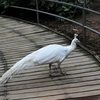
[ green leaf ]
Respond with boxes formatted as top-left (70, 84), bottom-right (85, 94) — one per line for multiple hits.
top-left (62, 6), bottom-right (69, 11)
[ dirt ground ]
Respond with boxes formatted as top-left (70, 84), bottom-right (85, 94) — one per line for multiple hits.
top-left (40, 1), bottom-right (100, 58)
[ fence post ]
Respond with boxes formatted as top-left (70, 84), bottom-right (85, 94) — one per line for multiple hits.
top-left (82, 0), bottom-right (86, 45)
top-left (36, 0), bottom-right (39, 23)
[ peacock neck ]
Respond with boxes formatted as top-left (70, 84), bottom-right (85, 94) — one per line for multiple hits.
top-left (63, 40), bottom-right (76, 55)
top-left (63, 39), bottom-right (77, 54)
top-left (71, 40), bottom-right (76, 49)
top-left (68, 40), bottom-right (76, 52)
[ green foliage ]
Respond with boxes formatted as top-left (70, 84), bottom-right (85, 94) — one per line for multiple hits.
top-left (0, 0), bottom-right (93, 19)
top-left (86, 0), bottom-right (93, 8)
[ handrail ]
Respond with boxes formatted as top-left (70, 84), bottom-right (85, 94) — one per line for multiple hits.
top-left (9, 0), bottom-right (100, 44)
top-left (10, 5), bottom-right (100, 35)
top-left (10, 6), bottom-right (82, 26)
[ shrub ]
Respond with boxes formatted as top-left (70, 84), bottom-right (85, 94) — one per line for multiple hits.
top-left (0, 0), bottom-right (93, 19)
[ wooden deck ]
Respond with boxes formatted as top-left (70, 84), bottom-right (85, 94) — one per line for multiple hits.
top-left (0, 16), bottom-right (100, 100)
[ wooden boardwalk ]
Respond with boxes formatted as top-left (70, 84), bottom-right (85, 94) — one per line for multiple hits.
top-left (0, 16), bottom-right (100, 100)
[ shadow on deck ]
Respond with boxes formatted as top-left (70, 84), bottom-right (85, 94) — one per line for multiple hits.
top-left (0, 16), bottom-right (100, 100)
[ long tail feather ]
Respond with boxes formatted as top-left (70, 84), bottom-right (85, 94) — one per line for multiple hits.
top-left (0, 58), bottom-right (33, 84)
top-left (0, 61), bottom-right (21, 84)
top-left (0, 51), bottom-right (36, 84)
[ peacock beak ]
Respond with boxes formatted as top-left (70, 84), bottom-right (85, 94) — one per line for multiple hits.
top-left (76, 39), bottom-right (80, 44)
top-left (77, 39), bottom-right (80, 43)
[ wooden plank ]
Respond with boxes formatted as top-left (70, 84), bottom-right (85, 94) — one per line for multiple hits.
top-left (69, 89), bottom-right (100, 98)
top-left (0, 96), bottom-right (5, 100)
top-left (7, 89), bottom-right (66, 100)
top-left (21, 94), bottom-right (66, 100)
top-left (0, 31), bottom-right (18, 39)
top-left (7, 71), bottom-right (100, 86)
top-left (16, 25), bottom-right (47, 34)
top-left (0, 38), bottom-right (66, 48)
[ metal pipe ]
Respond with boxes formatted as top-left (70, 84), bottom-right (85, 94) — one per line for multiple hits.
top-left (82, 0), bottom-right (86, 45)
top-left (36, 0), bottom-right (39, 23)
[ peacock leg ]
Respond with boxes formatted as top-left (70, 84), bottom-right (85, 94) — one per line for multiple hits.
top-left (49, 63), bottom-right (52, 76)
top-left (58, 63), bottom-right (66, 75)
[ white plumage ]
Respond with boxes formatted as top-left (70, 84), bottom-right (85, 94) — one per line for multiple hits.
top-left (0, 34), bottom-right (79, 84)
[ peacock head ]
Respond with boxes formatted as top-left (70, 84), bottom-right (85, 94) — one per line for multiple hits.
top-left (73, 34), bottom-right (80, 43)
